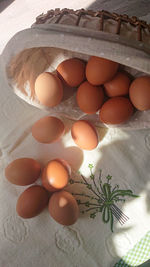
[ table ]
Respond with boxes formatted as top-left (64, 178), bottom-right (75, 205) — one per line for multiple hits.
top-left (0, 1), bottom-right (150, 267)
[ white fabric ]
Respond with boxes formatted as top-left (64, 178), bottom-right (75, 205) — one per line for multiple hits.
top-left (0, 1), bottom-right (150, 267)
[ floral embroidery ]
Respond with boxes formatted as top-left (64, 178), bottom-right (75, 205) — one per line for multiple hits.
top-left (69, 164), bottom-right (138, 232)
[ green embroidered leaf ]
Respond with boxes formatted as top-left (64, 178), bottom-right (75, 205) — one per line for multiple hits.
top-left (112, 184), bottom-right (119, 192)
top-left (85, 201), bottom-right (90, 207)
top-left (87, 184), bottom-right (92, 189)
top-left (102, 206), bottom-right (110, 223)
top-left (90, 213), bottom-right (96, 218)
top-left (110, 209), bottom-right (114, 232)
top-left (88, 164), bottom-right (94, 169)
top-left (103, 183), bottom-right (111, 199)
top-left (129, 194), bottom-right (139, 198)
top-left (110, 189), bottom-right (138, 200)
top-left (106, 175), bottom-right (112, 181)
top-left (97, 198), bottom-right (103, 204)
top-left (90, 174), bottom-right (94, 180)
top-left (115, 198), bottom-right (126, 203)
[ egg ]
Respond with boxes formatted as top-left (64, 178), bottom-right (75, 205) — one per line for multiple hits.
top-left (35, 72), bottom-right (63, 107)
top-left (16, 185), bottom-right (49, 218)
top-left (5, 158), bottom-right (41, 186)
top-left (32, 116), bottom-right (65, 144)
top-left (76, 81), bottom-right (104, 114)
top-left (71, 120), bottom-right (98, 150)
top-left (48, 190), bottom-right (79, 225)
top-left (104, 72), bottom-right (131, 97)
top-left (129, 76), bottom-right (150, 111)
top-left (86, 56), bottom-right (119, 85)
top-left (42, 159), bottom-right (71, 192)
top-left (57, 58), bottom-right (86, 87)
top-left (99, 96), bottom-right (134, 124)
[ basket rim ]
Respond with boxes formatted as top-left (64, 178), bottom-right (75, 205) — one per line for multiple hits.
top-left (34, 8), bottom-right (150, 42)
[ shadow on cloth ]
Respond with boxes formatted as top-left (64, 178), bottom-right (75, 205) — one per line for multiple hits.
top-left (0, 0), bottom-right (15, 13)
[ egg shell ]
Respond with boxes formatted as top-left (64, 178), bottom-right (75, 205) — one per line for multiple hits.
top-left (86, 56), bottom-right (119, 85)
top-left (16, 185), bottom-right (49, 219)
top-left (42, 159), bottom-right (71, 192)
top-left (48, 190), bottom-right (79, 226)
top-left (35, 72), bottom-right (63, 107)
top-left (71, 120), bottom-right (98, 150)
top-left (76, 81), bottom-right (104, 114)
top-left (57, 58), bottom-right (86, 87)
top-left (5, 158), bottom-right (41, 186)
top-left (104, 72), bottom-right (131, 97)
top-left (129, 76), bottom-right (150, 111)
top-left (99, 96), bottom-right (134, 124)
top-left (32, 116), bottom-right (65, 144)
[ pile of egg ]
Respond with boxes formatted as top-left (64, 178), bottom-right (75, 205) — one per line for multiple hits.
top-left (5, 55), bottom-right (150, 226)
top-left (35, 56), bottom-right (150, 124)
top-left (5, 157), bottom-right (79, 226)
top-left (5, 115), bottom-right (98, 225)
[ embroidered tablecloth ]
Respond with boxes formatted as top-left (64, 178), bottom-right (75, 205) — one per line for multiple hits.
top-left (0, 1), bottom-right (150, 266)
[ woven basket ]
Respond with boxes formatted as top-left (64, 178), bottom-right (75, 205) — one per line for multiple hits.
top-left (1, 8), bottom-right (150, 129)
top-left (35, 8), bottom-right (150, 43)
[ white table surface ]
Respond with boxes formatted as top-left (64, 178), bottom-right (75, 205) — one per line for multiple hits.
top-left (0, 1), bottom-right (150, 267)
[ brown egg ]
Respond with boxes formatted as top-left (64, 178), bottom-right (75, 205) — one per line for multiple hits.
top-left (35, 72), bottom-right (63, 107)
top-left (71, 120), bottom-right (98, 150)
top-left (16, 185), bottom-right (49, 219)
top-left (48, 190), bottom-right (79, 225)
top-left (104, 72), bottom-right (131, 97)
top-left (76, 81), bottom-right (104, 114)
top-left (42, 159), bottom-right (71, 192)
top-left (99, 96), bottom-right (134, 124)
top-left (86, 56), bottom-right (119, 85)
top-left (5, 158), bottom-right (41, 186)
top-left (32, 116), bottom-right (65, 144)
top-left (57, 58), bottom-right (86, 87)
top-left (129, 76), bottom-right (150, 111)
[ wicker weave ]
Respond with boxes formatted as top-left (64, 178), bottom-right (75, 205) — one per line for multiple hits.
top-left (35, 8), bottom-right (150, 42)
